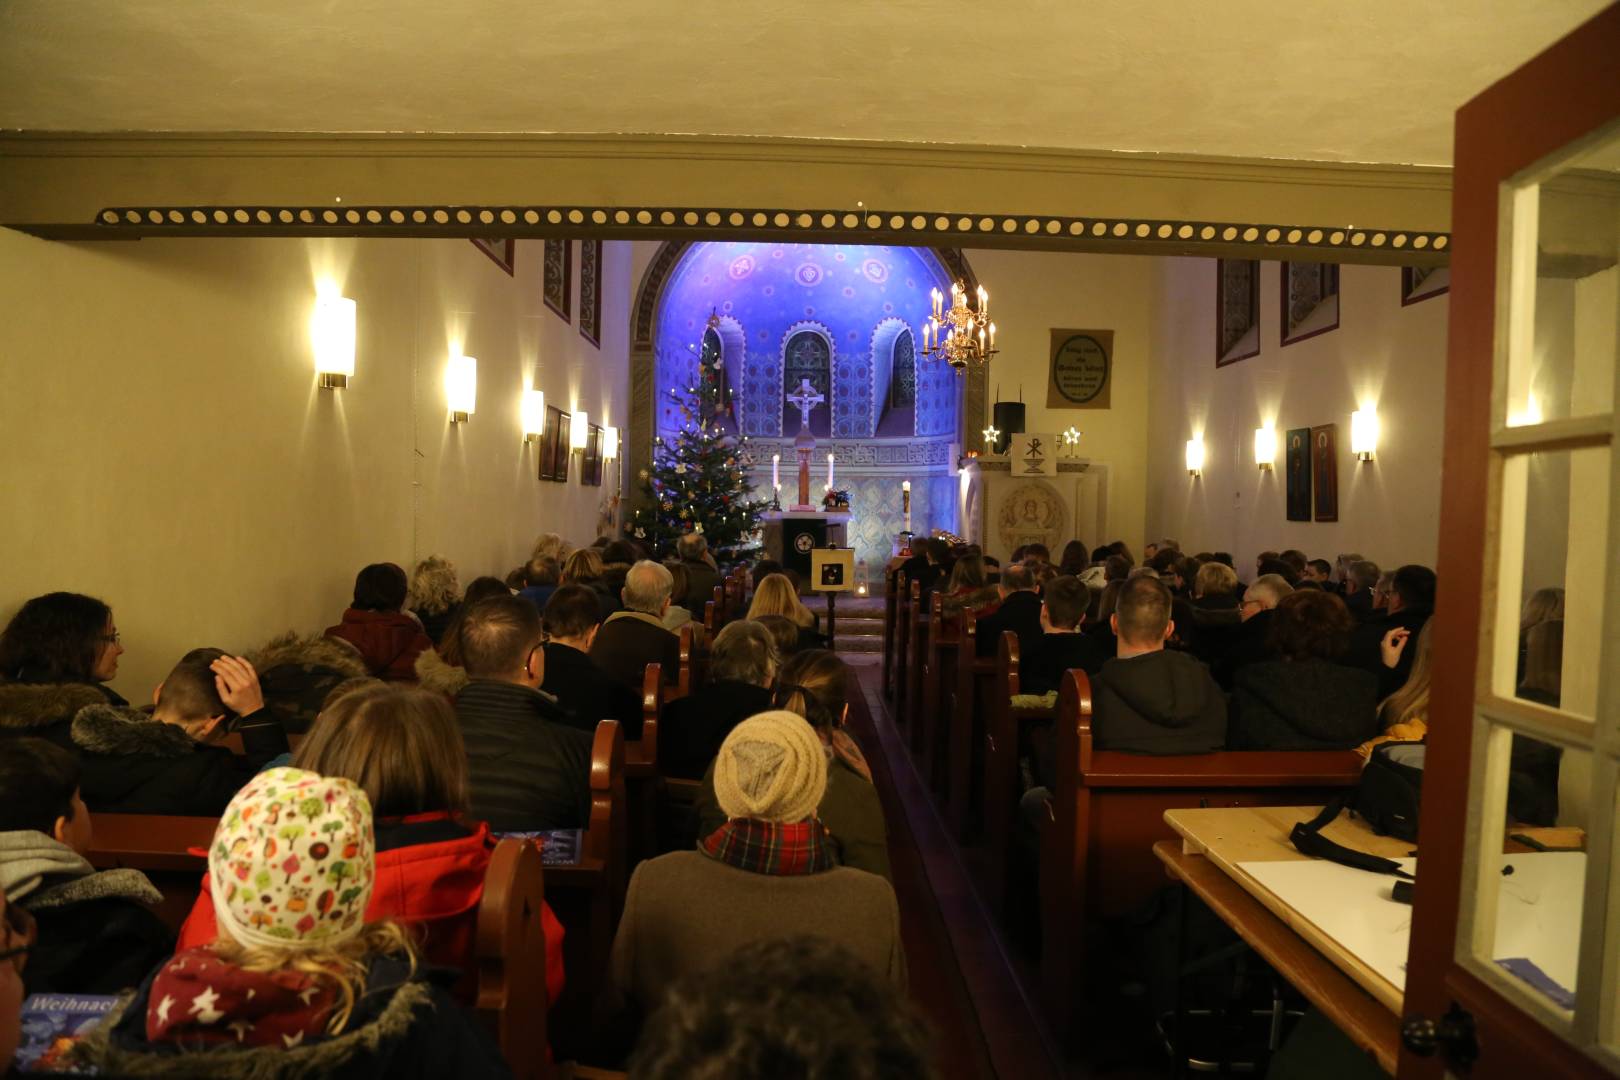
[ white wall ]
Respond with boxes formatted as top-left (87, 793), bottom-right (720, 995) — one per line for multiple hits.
top-left (1146, 259), bottom-right (1449, 575)
top-left (961, 249), bottom-right (1159, 549)
top-left (0, 231), bottom-right (631, 698)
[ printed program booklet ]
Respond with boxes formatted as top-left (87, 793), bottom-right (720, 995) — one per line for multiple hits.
top-left (15, 993), bottom-right (117, 1074)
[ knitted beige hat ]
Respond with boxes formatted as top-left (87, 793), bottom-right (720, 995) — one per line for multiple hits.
top-left (712, 710), bottom-right (828, 824)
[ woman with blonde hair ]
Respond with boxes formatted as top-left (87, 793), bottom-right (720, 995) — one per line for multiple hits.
top-left (562, 547), bottom-right (620, 617)
top-left (407, 555), bottom-right (462, 646)
top-left (747, 573), bottom-right (823, 650)
top-left (174, 685), bottom-right (565, 1005)
top-left (85, 767), bottom-right (510, 1078)
top-left (1359, 620), bottom-right (1433, 756)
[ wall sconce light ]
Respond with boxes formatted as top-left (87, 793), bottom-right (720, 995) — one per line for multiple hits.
top-left (570, 410), bottom-right (589, 453)
top-left (521, 389), bottom-right (545, 443)
top-left (603, 426), bottom-right (620, 460)
top-left (1254, 427), bottom-right (1277, 470)
top-left (311, 295), bottom-right (356, 389)
top-left (1351, 408), bottom-right (1379, 461)
top-left (1185, 437), bottom-right (1205, 478)
top-left (446, 355), bottom-right (477, 422)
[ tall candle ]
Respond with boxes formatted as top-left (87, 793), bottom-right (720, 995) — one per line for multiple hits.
top-left (826, 452), bottom-right (834, 491)
top-left (902, 479), bottom-right (912, 532)
top-left (771, 453), bottom-right (780, 488)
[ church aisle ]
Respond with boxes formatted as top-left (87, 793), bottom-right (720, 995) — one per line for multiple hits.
top-left (842, 658), bottom-right (1063, 1080)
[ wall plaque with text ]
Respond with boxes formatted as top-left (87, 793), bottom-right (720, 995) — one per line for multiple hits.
top-left (1046, 329), bottom-right (1113, 409)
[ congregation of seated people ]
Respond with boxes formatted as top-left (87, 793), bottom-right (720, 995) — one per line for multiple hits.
top-left (0, 530), bottom-right (917, 1077)
top-left (889, 534), bottom-right (1562, 829)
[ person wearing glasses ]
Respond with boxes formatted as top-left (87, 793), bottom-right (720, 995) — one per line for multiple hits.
top-left (1211, 574), bottom-right (1294, 691)
top-left (451, 594), bottom-right (593, 831)
top-left (0, 592), bottom-right (131, 746)
top-left (0, 738), bottom-right (172, 995)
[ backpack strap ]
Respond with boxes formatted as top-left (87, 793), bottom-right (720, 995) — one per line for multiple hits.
top-left (1289, 798), bottom-right (1415, 880)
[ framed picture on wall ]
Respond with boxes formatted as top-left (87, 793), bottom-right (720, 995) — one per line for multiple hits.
top-left (543, 240), bottom-right (572, 322)
top-left (1285, 427), bottom-right (1313, 522)
top-left (583, 423), bottom-right (604, 486)
top-left (579, 239), bottom-right (602, 348)
top-left (1401, 265), bottom-right (1450, 305)
top-left (540, 405), bottom-right (570, 482)
top-left (1311, 423), bottom-right (1339, 522)
top-left (471, 238), bottom-right (516, 276)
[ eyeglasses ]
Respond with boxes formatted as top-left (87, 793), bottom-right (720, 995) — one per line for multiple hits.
top-left (99, 631), bottom-right (122, 645)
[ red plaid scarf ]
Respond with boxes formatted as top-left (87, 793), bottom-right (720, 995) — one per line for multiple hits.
top-left (700, 817), bottom-right (838, 876)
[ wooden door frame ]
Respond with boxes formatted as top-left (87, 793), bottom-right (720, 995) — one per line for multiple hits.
top-left (1405, 4), bottom-right (1620, 1076)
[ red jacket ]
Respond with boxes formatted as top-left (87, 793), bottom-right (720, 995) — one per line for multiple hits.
top-left (175, 814), bottom-right (565, 1007)
top-left (324, 608), bottom-right (433, 681)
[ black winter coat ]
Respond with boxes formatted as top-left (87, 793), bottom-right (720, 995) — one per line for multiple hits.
top-left (1226, 659), bottom-right (1380, 751)
top-left (69, 703), bottom-right (289, 816)
top-left (84, 953), bottom-right (511, 1080)
top-left (1092, 650), bottom-right (1227, 754)
top-left (1211, 610), bottom-right (1280, 691)
top-left (660, 680), bottom-right (774, 780)
top-left (589, 612), bottom-right (681, 690)
top-left (1022, 632), bottom-right (1114, 695)
top-left (10, 862), bottom-right (173, 997)
top-left (975, 591), bottom-right (1044, 659)
top-left (542, 642), bottom-right (644, 740)
top-left (1349, 606), bottom-right (1433, 697)
top-left (455, 679), bottom-right (593, 831)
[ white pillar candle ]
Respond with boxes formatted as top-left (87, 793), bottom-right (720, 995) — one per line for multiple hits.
top-left (772, 453), bottom-right (780, 488)
top-left (826, 451), bottom-right (834, 491)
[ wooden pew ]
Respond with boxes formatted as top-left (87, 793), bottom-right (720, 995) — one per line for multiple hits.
top-left (944, 610), bottom-right (997, 841)
top-left (882, 567), bottom-right (901, 700)
top-left (890, 576), bottom-right (913, 735)
top-left (1039, 669), bottom-right (1365, 1035)
top-left (979, 630), bottom-right (1058, 915)
top-left (475, 837), bottom-right (551, 1079)
top-left (903, 582), bottom-right (929, 752)
top-left (623, 665), bottom-right (663, 866)
top-left (917, 595), bottom-right (957, 789)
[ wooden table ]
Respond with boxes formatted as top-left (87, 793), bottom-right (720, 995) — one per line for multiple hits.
top-left (1154, 805), bottom-right (1414, 1074)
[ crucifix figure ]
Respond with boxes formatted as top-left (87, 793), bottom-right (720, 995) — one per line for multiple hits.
top-left (785, 377), bottom-right (825, 432)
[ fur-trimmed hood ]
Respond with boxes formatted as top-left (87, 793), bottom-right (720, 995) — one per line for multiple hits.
top-left (71, 702), bottom-right (197, 758)
top-left (413, 648), bottom-right (468, 697)
top-left (78, 957), bottom-right (435, 1080)
top-left (250, 632), bottom-right (370, 736)
top-left (0, 680), bottom-right (108, 734)
top-left (248, 632), bottom-right (368, 677)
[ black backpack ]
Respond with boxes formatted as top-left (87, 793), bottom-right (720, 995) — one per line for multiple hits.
top-left (1290, 741), bottom-right (1425, 877)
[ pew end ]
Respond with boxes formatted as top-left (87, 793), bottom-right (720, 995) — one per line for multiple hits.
top-left (476, 837), bottom-right (551, 1079)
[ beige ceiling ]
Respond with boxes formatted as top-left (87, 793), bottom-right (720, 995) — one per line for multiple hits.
top-left (0, 0), bottom-right (1607, 168)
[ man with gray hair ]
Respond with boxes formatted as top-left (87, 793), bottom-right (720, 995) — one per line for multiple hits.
top-left (1342, 559), bottom-right (1382, 621)
top-left (660, 620), bottom-right (779, 779)
top-left (1214, 573), bottom-right (1293, 690)
top-left (675, 532), bottom-right (721, 611)
top-left (589, 559), bottom-right (682, 691)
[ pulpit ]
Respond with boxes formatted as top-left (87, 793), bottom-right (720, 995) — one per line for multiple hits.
top-left (761, 510), bottom-right (851, 581)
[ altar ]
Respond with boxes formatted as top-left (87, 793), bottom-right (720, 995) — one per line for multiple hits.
top-left (760, 510), bottom-right (852, 580)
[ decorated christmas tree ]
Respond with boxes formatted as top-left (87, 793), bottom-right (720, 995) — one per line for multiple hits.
top-left (631, 314), bottom-right (770, 561)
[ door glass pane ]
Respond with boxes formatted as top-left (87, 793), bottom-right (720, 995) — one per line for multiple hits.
top-left (1468, 722), bottom-right (1591, 1018)
top-left (1493, 446), bottom-right (1610, 717)
top-left (1506, 124), bottom-right (1620, 427)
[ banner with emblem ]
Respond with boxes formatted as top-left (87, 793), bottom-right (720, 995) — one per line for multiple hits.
top-left (1011, 434), bottom-right (1055, 476)
top-left (1046, 329), bottom-right (1113, 410)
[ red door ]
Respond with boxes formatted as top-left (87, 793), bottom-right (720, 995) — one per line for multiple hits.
top-left (1402, 4), bottom-right (1620, 1076)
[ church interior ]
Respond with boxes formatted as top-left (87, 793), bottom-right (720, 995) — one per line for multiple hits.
top-left (1, 3), bottom-right (1618, 1078)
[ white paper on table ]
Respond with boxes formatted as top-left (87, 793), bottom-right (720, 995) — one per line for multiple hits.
top-left (1238, 851), bottom-right (1585, 998)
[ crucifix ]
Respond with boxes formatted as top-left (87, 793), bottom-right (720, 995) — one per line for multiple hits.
top-left (785, 377), bottom-right (825, 431)
top-left (785, 377), bottom-right (826, 509)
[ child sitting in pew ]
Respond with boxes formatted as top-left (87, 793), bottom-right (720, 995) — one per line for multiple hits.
top-left (68, 649), bottom-right (291, 816)
top-left (0, 738), bottom-right (173, 995)
top-left (1019, 575), bottom-right (1114, 695)
top-left (81, 767), bottom-right (510, 1079)
top-left (173, 683), bottom-right (565, 1007)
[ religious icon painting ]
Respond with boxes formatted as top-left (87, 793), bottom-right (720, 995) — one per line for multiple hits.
top-left (1285, 427), bottom-right (1313, 522)
top-left (1311, 423), bottom-right (1339, 522)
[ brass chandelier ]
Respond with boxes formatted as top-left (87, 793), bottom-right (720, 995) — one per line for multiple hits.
top-left (921, 281), bottom-right (997, 372)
